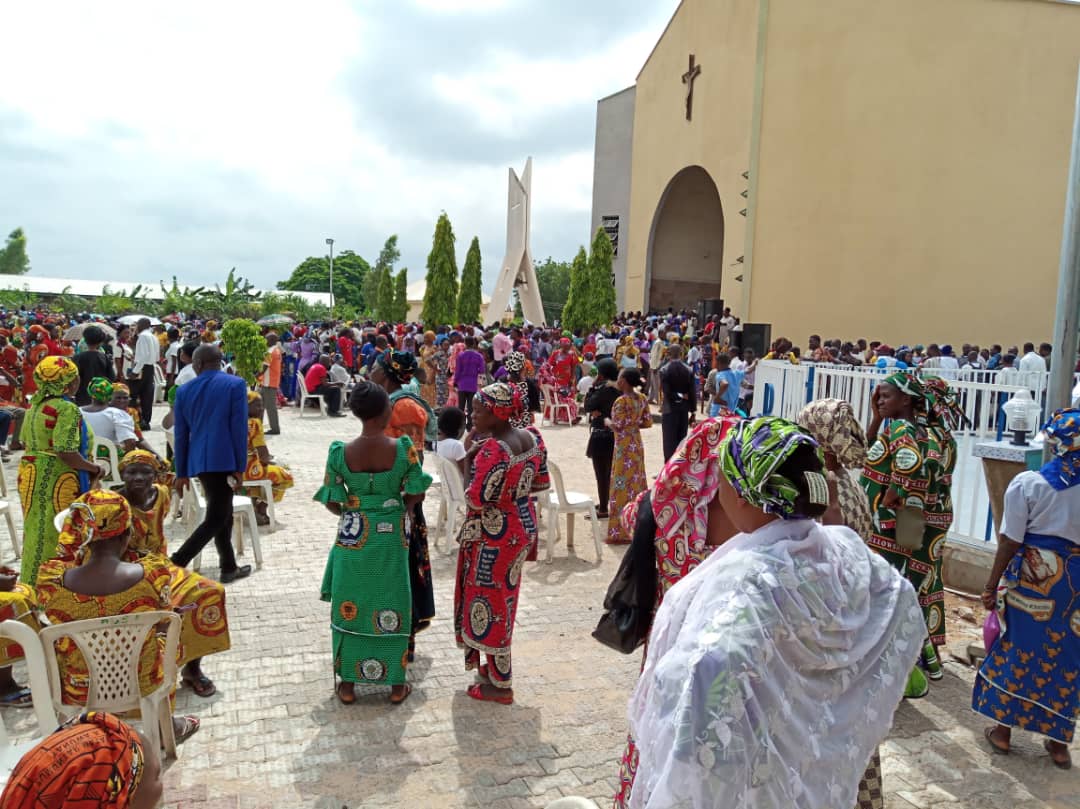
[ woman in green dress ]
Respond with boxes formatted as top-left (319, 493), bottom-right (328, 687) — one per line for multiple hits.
top-left (16, 356), bottom-right (102, 585)
top-left (316, 381), bottom-right (432, 705)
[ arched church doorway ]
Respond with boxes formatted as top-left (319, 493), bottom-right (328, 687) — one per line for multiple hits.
top-left (645, 165), bottom-right (724, 313)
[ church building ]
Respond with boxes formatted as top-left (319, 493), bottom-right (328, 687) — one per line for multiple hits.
top-left (591, 0), bottom-right (1080, 346)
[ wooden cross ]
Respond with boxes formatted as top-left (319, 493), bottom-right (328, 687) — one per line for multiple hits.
top-left (682, 53), bottom-right (702, 121)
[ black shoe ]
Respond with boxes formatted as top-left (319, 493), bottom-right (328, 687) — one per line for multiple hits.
top-left (140, 423), bottom-right (152, 431)
top-left (266, 429), bottom-right (281, 435)
top-left (220, 565), bottom-right (252, 583)
top-left (329, 411), bottom-right (346, 418)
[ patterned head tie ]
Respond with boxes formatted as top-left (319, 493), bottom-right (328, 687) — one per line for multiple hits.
top-left (62, 490), bottom-right (133, 561)
top-left (377, 350), bottom-right (418, 384)
top-left (118, 449), bottom-right (161, 473)
top-left (111, 382), bottom-right (130, 396)
top-left (1040, 408), bottom-right (1080, 491)
top-left (921, 377), bottom-right (965, 431)
top-left (503, 351), bottom-right (526, 373)
top-left (87, 376), bottom-right (114, 404)
top-left (476, 382), bottom-right (523, 422)
top-left (247, 390), bottom-right (261, 404)
top-left (32, 355), bottom-right (79, 400)
top-left (881, 371), bottom-right (924, 401)
top-left (719, 417), bottom-right (826, 518)
top-left (797, 398), bottom-right (867, 470)
top-left (0, 711), bottom-right (146, 808)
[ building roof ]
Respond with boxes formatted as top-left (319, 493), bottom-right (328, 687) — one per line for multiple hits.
top-left (0, 274), bottom-right (331, 306)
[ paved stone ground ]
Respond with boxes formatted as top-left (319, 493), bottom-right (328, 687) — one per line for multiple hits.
top-left (3, 402), bottom-right (1078, 808)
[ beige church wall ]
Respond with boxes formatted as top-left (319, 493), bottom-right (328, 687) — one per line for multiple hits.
top-left (624, 0), bottom-right (759, 314)
top-left (745, 0), bottom-right (1080, 348)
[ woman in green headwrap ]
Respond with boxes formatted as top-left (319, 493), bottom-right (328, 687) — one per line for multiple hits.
top-left (80, 377), bottom-right (163, 477)
top-left (860, 371), bottom-right (957, 696)
top-left (16, 356), bottom-right (102, 585)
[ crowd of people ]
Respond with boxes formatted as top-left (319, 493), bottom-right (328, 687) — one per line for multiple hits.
top-left (0, 302), bottom-right (1074, 808)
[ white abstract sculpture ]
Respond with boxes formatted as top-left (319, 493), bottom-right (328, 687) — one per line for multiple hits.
top-left (489, 157), bottom-right (545, 325)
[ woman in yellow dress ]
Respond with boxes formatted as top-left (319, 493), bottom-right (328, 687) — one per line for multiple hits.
top-left (419, 330), bottom-right (438, 407)
top-left (36, 489), bottom-right (201, 742)
top-left (117, 450), bottom-right (230, 698)
top-left (244, 391), bottom-right (294, 525)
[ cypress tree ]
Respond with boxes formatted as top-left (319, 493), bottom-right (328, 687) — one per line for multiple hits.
top-left (457, 236), bottom-right (483, 324)
top-left (421, 212), bottom-right (458, 327)
top-left (584, 227), bottom-right (617, 328)
top-left (560, 246), bottom-right (588, 331)
top-left (376, 266), bottom-right (394, 321)
top-left (393, 268), bottom-right (409, 323)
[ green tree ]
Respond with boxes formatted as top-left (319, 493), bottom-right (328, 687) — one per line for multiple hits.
top-left (376, 266), bottom-right (394, 321)
top-left (534, 256), bottom-right (572, 326)
top-left (456, 236), bottom-right (483, 324)
top-left (421, 212), bottom-right (459, 327)
top-left (202, 268), bottom-right (262, 321)
top-left (49, 286), bottom-right (88, 314)
top-left (157, 277), bottom-right (207, 318)
top-left (221, 319), bottom-right (267, 387)
top-left (96, 285), bottom-right (148, 317)
top-left (392, 268), bottom-right (409, 322)
top-left (363, 236), bottom-right (400, 316)
top-left (0, 228), bottom-right (30, 275)
top-left (583, 228), bottom-right (617, 328)
top-left (560, 247), bottom-right (589, 331)
top-left (277, 250), bottom-right (369, 312)
top-left (259, 292), bottom-right (330, 322)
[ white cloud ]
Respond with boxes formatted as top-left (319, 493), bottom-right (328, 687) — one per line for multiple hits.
top-left (0, 1), bottom-right (678, 291)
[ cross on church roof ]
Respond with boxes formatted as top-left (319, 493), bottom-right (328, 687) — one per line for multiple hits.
top-left (682, 54), bottom-right (701, 121)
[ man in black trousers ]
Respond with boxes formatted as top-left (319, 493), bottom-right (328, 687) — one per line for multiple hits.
top-left (659, 343), bottom-right (696, 461)
top-left (170, 344), bottom-right (252, 583)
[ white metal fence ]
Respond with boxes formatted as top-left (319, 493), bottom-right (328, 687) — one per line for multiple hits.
top-left (749, 361), bottom-right (1079, 545)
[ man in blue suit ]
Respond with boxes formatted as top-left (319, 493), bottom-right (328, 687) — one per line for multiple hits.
top-left (171, 344), bottom-right (252, 582)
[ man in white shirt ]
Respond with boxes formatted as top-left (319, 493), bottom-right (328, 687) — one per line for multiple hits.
top-left (130, 317), bottom-right (160, 430)
top-left (648, 335), bottom-right (666, 403)
top-left (1018, 342), bottom-right (1049, 391)
top-left (328, 354), bottom-right (351, 387)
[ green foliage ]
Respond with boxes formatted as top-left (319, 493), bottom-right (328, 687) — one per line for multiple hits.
top-left (560, 247), bottom-right (589, 331)
top-left (220, 319), bottom-right (267, 387)
top-left (580, 229), bottom-right (616, 329)
top-left (392, 268), bottom-right (409, 323)
top-left (201, 268), bottom-right (262, 321)
top-left (157, 277), bottom-right (207, 318)
top-left (456, 236), bottom-right (483, 324)
top-left (0, 228), bottom-right (30, 275)
top-left (48, 286), bottom-right (88, 314)
top-left (363, 236), bottom-right (399, 316)
top-left (375, 266), bottom-right (394, 321)
top-left (421, 212), bottom-right (458, 327)
top-left (259, 292), bottom-right (331, 322)
top-left (277, 250), bottom-right (369, 312)
top-left (0, 286), bottom-right (39, 311)
top-left (534, 256), bottom-right (572, 327)
top-left (96, 285), bottom-right (149, 317)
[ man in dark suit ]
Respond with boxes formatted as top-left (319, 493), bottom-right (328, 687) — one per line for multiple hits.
top-left (659, 343), bottom-right (697, 461)
top-left (170, 344), bottom-right (252, 582)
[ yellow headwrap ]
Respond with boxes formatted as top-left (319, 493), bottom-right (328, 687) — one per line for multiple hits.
top-left (247, 390), bottom-right (261, 404)
top-left (111, 382), bottom-right (130, 396)
top-left (61, 491), bottom-right (132, 561)
top-left (118, 449), bottom-right (161, 473)
top-left (32, 356), bottom-right (79, 401)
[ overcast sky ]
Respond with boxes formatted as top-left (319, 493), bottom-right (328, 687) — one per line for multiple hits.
top-left (0, 1), bottom-right (679, 294)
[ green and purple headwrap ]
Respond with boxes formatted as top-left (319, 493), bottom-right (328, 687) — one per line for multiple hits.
top-left (719, 417), bottom-right (827, 518)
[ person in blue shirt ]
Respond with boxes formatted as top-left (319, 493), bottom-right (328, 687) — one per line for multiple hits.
top-left (170, 344), bottom-right (252, 583)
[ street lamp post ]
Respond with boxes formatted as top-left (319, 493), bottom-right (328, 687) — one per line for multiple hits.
top-left (325, 237), bottom-right (335, 315)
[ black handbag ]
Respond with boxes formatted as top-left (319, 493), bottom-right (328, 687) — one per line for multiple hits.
top-left (591, 492), bottom-right (658, 654)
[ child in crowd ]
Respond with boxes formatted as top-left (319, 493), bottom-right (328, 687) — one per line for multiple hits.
top-left (577, 365), bottom-right (597, 402)
top-left (436, 406), bottom-right (468, 479)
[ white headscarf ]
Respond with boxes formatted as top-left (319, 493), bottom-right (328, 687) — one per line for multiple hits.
top-left (627, 519), bottom-right (922, 809)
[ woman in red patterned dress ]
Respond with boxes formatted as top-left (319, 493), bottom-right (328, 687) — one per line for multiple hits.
top-left (454, 382), bottom-right (549, 705)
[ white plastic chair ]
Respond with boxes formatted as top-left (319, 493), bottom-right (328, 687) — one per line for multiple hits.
top-left (0, 453), bottom-right (9, 496)
top-left (90, 435), bottom-right (124, 490)
top-left (0, 620), bottom-right (57, 789)
top-left (433, 454), bottom-right (468, 553)
top-left (183, 480), bottom-right (262, 570)
top-left (0, 501), bottom-right (18, 561)
top-left (540, 384), bottom-right (574, 427)
top-left (544, 461), bottom-right (602, 563)
top-left (153, 364), bottom-right (167, 403)
top-left (296, 373), bottom-right (327, 418)
top-left (241, 479), bottom-right (276, 532)
top-left (39, 611), bottom-right (182, 758)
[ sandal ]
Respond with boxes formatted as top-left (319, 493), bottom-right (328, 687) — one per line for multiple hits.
top-left (175, 715), bottom-right (200, 743)
top-left (466, 682), bottom-right (513, 705)
top-left (0, 687), bottom-right (32, 708)
top-left (1045, 739), bottom-right (1072, 770)
top-left (984, 726), bottom-right (1010, 755)
top-left (389, 684), bottom-right (412, 705)
top-left (336, 682), bottom-right (356, 705)
top-left (182, 672), bottom-right (217, 698)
